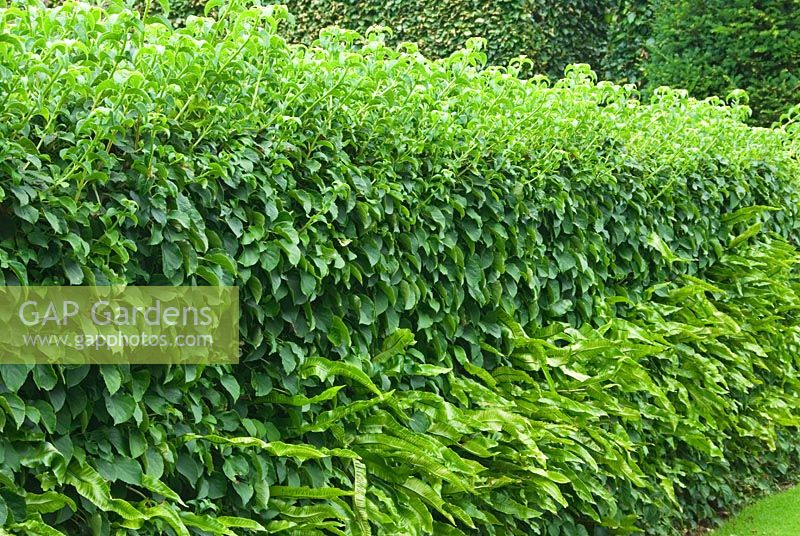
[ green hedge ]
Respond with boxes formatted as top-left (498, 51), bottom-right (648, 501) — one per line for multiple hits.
top-left (2, 2), bottom-right (800, 535)
top-left (287, 0), bottom-right (609, 78)
top-left (286, 0), bottom-right (542, 70)
top-left (137, 0), bottom-right (610, 78)
top-left (601, 0), bottom-right (653, 86)
top-left (645, 0), bottom-right (800, 125)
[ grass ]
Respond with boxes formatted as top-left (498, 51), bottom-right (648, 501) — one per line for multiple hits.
top-left (710, 485), bottom-right (800, 535)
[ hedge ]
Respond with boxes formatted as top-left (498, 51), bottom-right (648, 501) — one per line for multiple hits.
top-left (134, 0), bottom-right (610, 79)
top-left (286, 0), bottom-right (609, 79)
top-left (645, 0), bottom-right (800, 125)
top-left (601, 0), bottom-right (653, 86)
top-left (2, 2), bottom-right (800, 535)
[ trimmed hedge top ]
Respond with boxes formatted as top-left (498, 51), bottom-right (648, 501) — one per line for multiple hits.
top-left (135, 0), bottom-right (611, 79)
top-left (2, 2), bottom-right (800, 535)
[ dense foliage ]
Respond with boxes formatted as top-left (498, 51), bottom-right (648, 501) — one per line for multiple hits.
top-left (125, 0), bottom-right (646, 84)
top-left (645, 0), bottom-right (800, 125)
top-left (286, 0), bottom-right (609, 79)
top-left (127, 0), bottom-right (800, 122)
top-left (79, 0), bottom-right (642, 85)
top-left (601, 0), bottom-right (653, 86)
top-left (132, 0), bottom-right (610, 79)
top-left (2, 2), bottom-right (800, 535)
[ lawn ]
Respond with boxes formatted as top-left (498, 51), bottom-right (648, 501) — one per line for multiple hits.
top-left (711, 486), bottom-right (800, 535)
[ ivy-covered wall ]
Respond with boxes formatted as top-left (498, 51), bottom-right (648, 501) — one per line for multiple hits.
top-left (3, 3), bottom-right (800, 535)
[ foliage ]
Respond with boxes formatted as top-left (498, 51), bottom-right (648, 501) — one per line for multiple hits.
top-left (289, 0), bottom-right (610, 79)
top-left (2, 2), bottom-right (800, 535)
top-left (601, 0), bottom-right (654, 86)
top-left (134, 0), bottom-right (611, 79)
top-left (288, 0), bottom-right (540, 72)
top-left (645, 0), bottom-right (800, 125)
top-left (783, 105), bottom-right (800, 161)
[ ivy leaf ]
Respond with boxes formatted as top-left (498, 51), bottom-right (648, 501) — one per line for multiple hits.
top-left (33, 365), bottom-right (58, 391)
top-left (0, 393), bottom-right (26, 429)
top-left (233, 482), bottom-right (254, 506)
top-left (100, 365), bottom-right (122, 395)
top-left (279, 345), bottom-right (298, 375)
top-left (105, 393), bottom-right (136, 425)
top-left (44, 212), bottom-right (66, 234)
top-left (260, 243), bottom-right (282, 271)
top-left (177, 454), bottom-right (202, 486)
top-left (239, 246), bottom-right (260, 267)
top-left (206, 251), bottom-right (238, 275)
top-left (162, 242), bottom-right (183, 277)
top-left (0, 365), bottom-right (31, 392)
top-left (194, 266), bottom-right (221, 285)
top-left (465, 256), bottom-right (482, 291)
top-left (300, 271), bottom-right (316, 296)
top-left (114, 457), bottom-right (143, 486)
top-left (555, 250), bottom-right (576, 271)
top-left (279, 240), bottom-right (301, 266)
top-left (129, 430), bottom-right (147, 459)
top-left (549, 299), bottom-right (572, 317)
top-left (63, 260), bottom-right (84, 284)
top-left (13, 204), bottom-right (38, 224)
top-left (251, 373), bottom-right (272, 396)
top-left (221, 375), bottom-right (241, 402)
top-left (327, 316), bottom-right (351, 347)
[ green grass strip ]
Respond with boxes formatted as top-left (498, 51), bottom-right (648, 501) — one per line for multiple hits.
top-left (711, 485), bottom-right (800, 536)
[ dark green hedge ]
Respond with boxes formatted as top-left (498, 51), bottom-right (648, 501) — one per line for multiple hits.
top-left (2, 2), bottom-right (800, 535)
top-left (135, 0), bottom-right (610, 78)
top-left (601, 0), bottom-right (653, 86)
top-left (286, 0), bottom-right (540, 71)
top-left (288, 0), bottom-right (609, 78)
top-left (645, 0), bottom-right (800, 125)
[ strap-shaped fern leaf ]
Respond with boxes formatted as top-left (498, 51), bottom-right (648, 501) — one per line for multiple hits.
top-left (352, 459), bottom-right (371, 536)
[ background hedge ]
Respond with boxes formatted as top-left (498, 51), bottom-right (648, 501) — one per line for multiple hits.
top-left (2, 2), bottom-right (800, 535)
top-left (286, 0), bottom-right (608, 79)
top-left (644, 0), bottom-right (800, 125)
top-left (137, 0), bottom-right (610, 79)
top-left (601, 0), bottom-right (653, 86)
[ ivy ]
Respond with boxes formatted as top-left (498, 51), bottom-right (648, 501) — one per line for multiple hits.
top-left (1, 2), bottom-right (800, 535)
